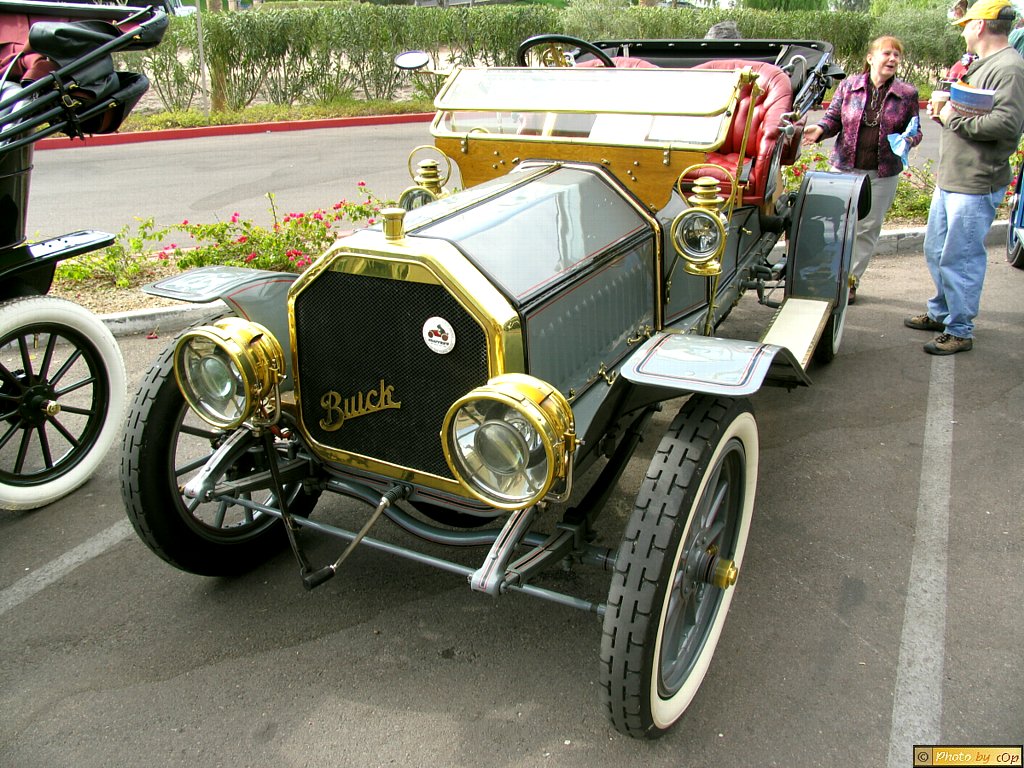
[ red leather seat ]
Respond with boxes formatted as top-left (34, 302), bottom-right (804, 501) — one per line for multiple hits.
top-left (690, 59), bottom-right (796, 205)
top-left (575, 56), bottom-right (659, 69)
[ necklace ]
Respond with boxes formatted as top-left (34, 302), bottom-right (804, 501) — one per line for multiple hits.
top-left (863, 81), bottom-right (886, 128)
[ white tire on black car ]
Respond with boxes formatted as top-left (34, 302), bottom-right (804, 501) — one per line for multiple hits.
top-left (0, 296), bottom-right (127, 510)
top-left (601, 394), bottom-right (758, 738)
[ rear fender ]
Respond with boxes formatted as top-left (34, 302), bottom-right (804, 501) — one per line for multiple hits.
top-left (785, 170), bottom-right (868, 305)
top-left (0, 230), bottom-right (115, 298)
top-left (143, 265), bottom-right (298, 376)
top-left (620, 331), bottom-right (811, 399)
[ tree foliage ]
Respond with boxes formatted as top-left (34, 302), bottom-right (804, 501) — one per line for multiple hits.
top-left (127, 4), bottom-right (967, 113)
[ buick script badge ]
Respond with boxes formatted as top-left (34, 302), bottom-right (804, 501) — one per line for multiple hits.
top-left (319, 380), bottom-right (401, 432)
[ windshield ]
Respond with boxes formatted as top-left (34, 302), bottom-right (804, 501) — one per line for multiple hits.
top-left (433, 66), bottom-right (741, 149)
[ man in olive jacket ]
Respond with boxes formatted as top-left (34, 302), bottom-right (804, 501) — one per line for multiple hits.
top-left (904, 0), bottom-right (1024, 354)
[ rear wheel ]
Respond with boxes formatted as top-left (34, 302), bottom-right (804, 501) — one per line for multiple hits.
top-left (121, 334), bottom-right (319, 576)
top-left (0, 296), bottom-right (126, 510)
top-left (813, 276), bottom-right (850, 364)
top-left (601, 395), bottom-right (757, 738)
top-left (1007, 188), bottom-right (1024, 269)
top-left (785, 171), bottom-right (864, 365)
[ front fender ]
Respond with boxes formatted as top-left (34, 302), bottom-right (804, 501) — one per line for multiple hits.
top-left (143, 265), bottom-right (298, 377)
top-left (620, 331), bottom-right (811, 398)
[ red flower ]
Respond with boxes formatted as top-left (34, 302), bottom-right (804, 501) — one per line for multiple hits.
top-left (245, 252), bottom-right (257, 262)
top-left (357, 181), bottom-right (366, 187)
top-left (236, 235), bottom-right (248, 244)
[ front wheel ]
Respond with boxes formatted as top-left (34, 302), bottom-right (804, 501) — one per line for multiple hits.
top-left (0, 296), bottom-right (127, 510)
top-left (600, 395), bottom-right (758, 738)
top-left (120, 334), bottom-right (320, 576)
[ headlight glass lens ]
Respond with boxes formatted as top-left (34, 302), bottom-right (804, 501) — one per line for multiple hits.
top-left (179, 337), bottom-right (247, 427)
top-left (450, 401), bottom-right (548, 504)
top-left (671, 208), bottom-right (726, 264)
top-left (173, 318), bottom-right (284, 430)
top-left (443, 374), bottom-right (573, 510)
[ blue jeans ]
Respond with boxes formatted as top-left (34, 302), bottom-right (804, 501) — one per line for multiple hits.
top-left (923, 186), bottom-right (1006, 339)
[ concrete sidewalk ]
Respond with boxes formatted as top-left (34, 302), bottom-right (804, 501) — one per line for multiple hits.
top-left (99, 221), bottom-right (1009, 338)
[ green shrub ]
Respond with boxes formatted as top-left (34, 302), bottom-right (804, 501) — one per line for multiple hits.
top-left (55, 187), bottom-right (389, 288)
top-left (204, 10), bottom-right (278, 109)
top-left (116, 16), bottom-right (201, 112)
top-left (172, 188), bottom-right (388, 272)
top-left (889, 162), bottom-right (936, 224)
top-left (56, 218), bottom-right (172, 288)
top-left (783, 149), bottom-right (936, 226)
top-left (124, 5), bottom-right (964, 117)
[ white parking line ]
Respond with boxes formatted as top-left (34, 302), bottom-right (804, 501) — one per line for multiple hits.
top-left (0, 519), bottom-right (132, 617)
top-left (886, 357), bottom-right (954, 766)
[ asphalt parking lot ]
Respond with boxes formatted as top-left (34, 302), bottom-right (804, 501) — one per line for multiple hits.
top-left (1, 245), bottom-right (1022, 768)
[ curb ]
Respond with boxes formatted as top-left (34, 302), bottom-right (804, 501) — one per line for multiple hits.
top-left (36, 112), bottom-right (435, 150)
top-left (873, 220), bottom-right (1007, 258)
top-left (101, 302), bottom-right (223, 338)
top-left (103, 222), bottom-right (1012, 338)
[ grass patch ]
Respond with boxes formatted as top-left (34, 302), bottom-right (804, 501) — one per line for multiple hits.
top-left (122, 98), bottom-right (435, 133)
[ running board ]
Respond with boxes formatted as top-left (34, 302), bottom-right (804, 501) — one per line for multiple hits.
top-left (759, 297), bottom-right (833, 372)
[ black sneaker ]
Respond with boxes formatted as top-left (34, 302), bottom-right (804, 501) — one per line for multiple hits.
top-left (924, 333), bottom-right (973, 355)
top-left (904, 313), bottom-right (945, 332)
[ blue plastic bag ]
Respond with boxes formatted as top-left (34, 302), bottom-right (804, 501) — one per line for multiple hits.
top-left (887, 116), bottom-right (920, 169)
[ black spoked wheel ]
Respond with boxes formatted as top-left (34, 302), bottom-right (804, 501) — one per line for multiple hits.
top-left (121, 334), bottom-right (320, 577)
top-left (601, 395), bottom-right (758, 739)
top-left (0, 296), bottom-right (127, 510)
top-left (516, 34), bottom-right (615, 68)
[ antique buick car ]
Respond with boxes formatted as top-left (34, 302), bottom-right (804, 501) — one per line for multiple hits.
top-left (122, 35), bottom-right (866, 738)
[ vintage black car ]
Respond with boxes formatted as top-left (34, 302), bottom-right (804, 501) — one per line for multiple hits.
top-left (122, 35), bottom-right (868, 738)
top-left (0, 0), bottom-right (170, 510)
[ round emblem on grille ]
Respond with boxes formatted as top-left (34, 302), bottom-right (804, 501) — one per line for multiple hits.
top-left (422, 317), bottom-right (456, 355)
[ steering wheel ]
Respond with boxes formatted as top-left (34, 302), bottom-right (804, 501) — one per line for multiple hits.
top-left (516, 35), bottom-right (615, 68)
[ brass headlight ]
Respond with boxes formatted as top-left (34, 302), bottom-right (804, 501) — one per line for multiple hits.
top-left (442, 374), bottom-right (575, 510)
top-left (670, 207), bottom-right (727, 273)
top-left (173, 318), bottom-right (284, 430)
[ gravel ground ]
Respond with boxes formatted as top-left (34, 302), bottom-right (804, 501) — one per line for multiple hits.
top-left (49, 262), bottom-right (183, 315)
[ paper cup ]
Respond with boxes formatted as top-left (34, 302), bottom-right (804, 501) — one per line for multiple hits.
top-left (930, 90), bottom-right (950, 111)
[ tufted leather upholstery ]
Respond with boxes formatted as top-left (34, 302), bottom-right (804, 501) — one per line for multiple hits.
top-left (576, 56), bottom-right (660, 69)
top-left (690, 59), bottom-right (795, 205)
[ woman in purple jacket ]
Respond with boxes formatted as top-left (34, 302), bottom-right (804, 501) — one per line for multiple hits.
top-left (803, 36), bottom-right (922, 303)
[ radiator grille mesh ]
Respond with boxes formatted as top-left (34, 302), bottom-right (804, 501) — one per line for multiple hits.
top-left (293, 270), bottom-right (490, 478)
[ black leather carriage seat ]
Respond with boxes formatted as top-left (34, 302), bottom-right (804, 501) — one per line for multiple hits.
top-left (688, 59), bottom-right (796, 205)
